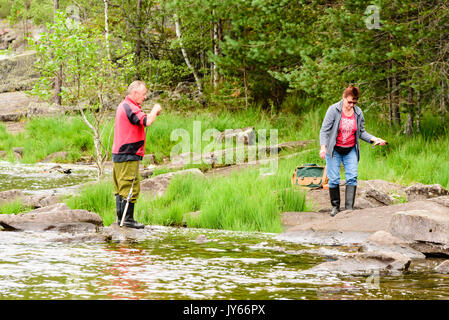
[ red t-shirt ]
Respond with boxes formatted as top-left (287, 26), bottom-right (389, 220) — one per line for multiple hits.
top-left (336, 111), bottom-right (357, 147)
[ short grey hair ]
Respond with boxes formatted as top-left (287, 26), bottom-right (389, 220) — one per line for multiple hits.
top-left (127, 80), bottom-right (146, 95)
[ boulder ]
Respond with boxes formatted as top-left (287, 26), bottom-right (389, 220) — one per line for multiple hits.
top-left (362, 231), bottom-right (426, 260)
top-left (363, 188), bottom-right (392, 206)
top-left (387, 208), bottom-right (449, 244)
top-left (308, 251), bottom-right (411, 275)
top-left (0, 203), bottom-right (103, 232)
top-left (0, 28), bottom-right (17, 50)
top-left (0, 189), bottom-right (25, 205)
top-left (0, 51), bottom-right (39, 93)
top-left (27, 102), bottom-right (63, 118)
top-left (405, 183), bottom-right (449, 201)
top-left (0, 189), bottom-right (59, 209)
top-left (140, 168), bottom-right (205, 197)
top-left (0, 92), bottom-right (34, 121)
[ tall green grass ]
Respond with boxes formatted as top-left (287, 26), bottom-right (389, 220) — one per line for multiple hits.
top-left (64, 180), bottom-right (116, 226)
top-left (64, 154), bottom-right (310, 233)
top-left (0, 116), bottom-right (96, 163)
top-left (0, 199), bottom-right (32, 215)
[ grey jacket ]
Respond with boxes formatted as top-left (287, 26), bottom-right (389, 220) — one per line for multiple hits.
top-left (319, 100), bottom-right (374, 161)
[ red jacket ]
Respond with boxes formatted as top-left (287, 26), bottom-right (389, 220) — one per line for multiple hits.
top-left (112, 96), bottom-right (148, 160)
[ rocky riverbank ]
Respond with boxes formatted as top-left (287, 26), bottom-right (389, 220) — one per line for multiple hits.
top-left (1, 178), bottom-right (449, 276)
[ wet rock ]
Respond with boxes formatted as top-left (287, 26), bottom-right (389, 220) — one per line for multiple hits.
top-left (309, 251), bottom-right (411, 275)
top-left (366, 230), bottom-right (410, 246)
top-left (362, 231), bottom-right (425, 260)
top-left (50, 233), bottom-right (106, 243)
top-left (409, 242), bottom-right (449, 258)
top-left (434, 260), bottom-right (449, 274)
top-left (140, 168), bottom-right (204, 197)
top-left (276, 230), bottom-right (371, 246)
top-left (0, 203), bottom-right (103, 232)
top-left (405, 183), bottom-right (449, 201)
top-left (101, 223), bottom-right (152, 242)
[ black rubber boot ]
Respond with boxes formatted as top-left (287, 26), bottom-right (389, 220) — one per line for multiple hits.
top-left (115, 194), bottom-right (123, 224)
top-left (122, 201), bottom-right (144, 229)
top-left (345, 185), bottom-right (357, 211)
top-left (329, 186), bottom-right (340, 217)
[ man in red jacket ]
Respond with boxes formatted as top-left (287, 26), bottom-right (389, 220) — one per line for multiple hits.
top-left (112, 80), bottom-right (162, 228)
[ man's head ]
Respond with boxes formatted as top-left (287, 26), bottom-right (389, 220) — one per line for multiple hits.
top-left (127, 80), bottom-right (147, 105)
top-left (342, 86), bottom-right (359, 109)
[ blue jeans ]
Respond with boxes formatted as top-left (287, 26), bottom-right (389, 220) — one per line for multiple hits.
top-left (325, 147), bottom-right (358, 188)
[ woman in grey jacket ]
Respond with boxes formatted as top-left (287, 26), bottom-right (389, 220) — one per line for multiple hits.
top-left (319, 86), bottom-right (387, 216)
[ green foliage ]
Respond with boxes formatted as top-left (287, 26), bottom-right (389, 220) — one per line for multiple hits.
top-left (0, 199), bottom-right (32, 215)
top-left (29, 10), bottom-right (135, 106)
top-left (64, 179), bottom-right (116, 226)
top-left (0, 116), bottom-right (94, 163)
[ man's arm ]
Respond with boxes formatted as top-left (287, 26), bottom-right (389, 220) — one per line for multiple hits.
top-left (145, 103), bottom-right (162, 127)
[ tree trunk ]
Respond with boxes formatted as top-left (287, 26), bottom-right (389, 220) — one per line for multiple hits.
top-left (134, 0), bottom-right (143, 79)
top-left (103, 0), bottom-right (111, 61)
top-left (53, 0), bottom-right (61, 106)
top-left (405, 85), bottom-right (414, 136)
top-left (174, 14), bottom-right (203, 95)
top-left (441, 80), bottom-right (446, 122)
top-left (210, 16), bottom-right (216, 88)
top-left (392, 74), bottom-right (400, 126)
top-left (416, 89), bottom-right (421, 133)
top-left (387, 76), bottom-right (392, 128)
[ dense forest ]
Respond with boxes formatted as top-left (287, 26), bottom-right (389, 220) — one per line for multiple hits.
top-left (1, 0), bottom-right (448, 136)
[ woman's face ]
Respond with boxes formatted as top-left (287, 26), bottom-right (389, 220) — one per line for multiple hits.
top-left (343, 95), bottom-right (358, 109)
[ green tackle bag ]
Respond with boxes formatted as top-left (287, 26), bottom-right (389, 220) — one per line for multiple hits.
top-left (291, 163), bottom-right (328, 189)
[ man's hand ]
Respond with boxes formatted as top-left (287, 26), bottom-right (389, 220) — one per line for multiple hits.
top-left (152, 103), bottom-right (162, 116)
top-left (319, 145), bottom-right (326, 160)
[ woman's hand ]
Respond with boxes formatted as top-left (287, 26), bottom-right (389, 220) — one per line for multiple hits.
top-left (372, 137), bottom-right (387, 146)
top-left (319, 145), bottom-right (327, 159)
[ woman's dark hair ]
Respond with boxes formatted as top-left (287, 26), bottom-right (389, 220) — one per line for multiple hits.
top-left (343, 86), bottom-right (360, 99)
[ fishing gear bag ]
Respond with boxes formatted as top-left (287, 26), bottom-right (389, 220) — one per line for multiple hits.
top-left (291, 163), bottom-right (328, 189)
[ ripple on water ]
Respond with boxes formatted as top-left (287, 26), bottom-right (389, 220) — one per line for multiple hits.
top-left (1, 226), bottom-right (449, 299)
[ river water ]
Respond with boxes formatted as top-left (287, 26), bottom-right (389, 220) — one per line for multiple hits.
top-left (0, 161), bottom-right (99, 195)
top-left (1, 162), bottom-right (449, 300)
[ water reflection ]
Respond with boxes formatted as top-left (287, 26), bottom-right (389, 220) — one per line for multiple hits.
top-left (0, 227), bottom-right (448, 300)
